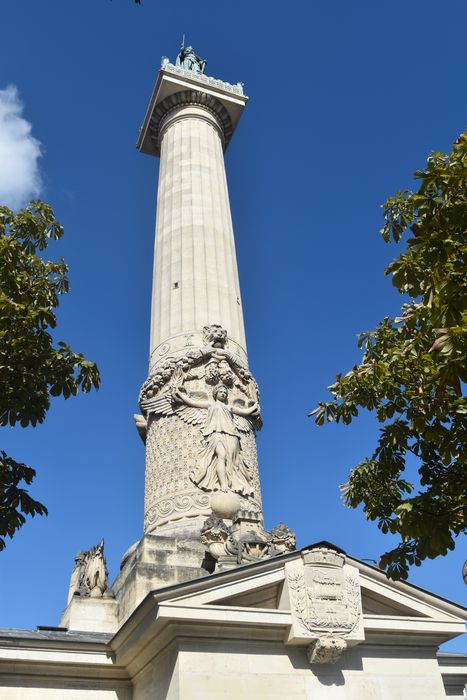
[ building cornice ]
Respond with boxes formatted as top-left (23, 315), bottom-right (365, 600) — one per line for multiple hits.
top-left (137, 65), bottom-right (248, 157)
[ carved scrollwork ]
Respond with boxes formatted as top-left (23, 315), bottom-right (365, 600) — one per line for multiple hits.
top-left (145, 493), bottom-right (211, 526)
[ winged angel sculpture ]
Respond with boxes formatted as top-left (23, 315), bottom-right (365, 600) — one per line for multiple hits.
top-left (143, 367), bottom-right (260, 497)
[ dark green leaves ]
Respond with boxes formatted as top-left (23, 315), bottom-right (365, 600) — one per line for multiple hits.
top-left (0, 451), bottom-right (48, 551)
top-left (311, 133), bottom-right (467, 580)
top-left (0, 201), bottom-right (100, 548)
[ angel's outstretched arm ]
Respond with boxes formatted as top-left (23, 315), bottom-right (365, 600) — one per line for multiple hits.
top-left (172, 388), bottom-right (209, 410)
top-left (232, 401), bottom-right (259, 417)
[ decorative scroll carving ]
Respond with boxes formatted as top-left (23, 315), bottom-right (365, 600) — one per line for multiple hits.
top-left (145, 492), bottom-right (211, 528)
top-left (67, 539), bottom-right (109, 601)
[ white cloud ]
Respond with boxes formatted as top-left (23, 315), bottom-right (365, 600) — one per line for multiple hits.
top-left (0, 85), bottom-right (42, 209)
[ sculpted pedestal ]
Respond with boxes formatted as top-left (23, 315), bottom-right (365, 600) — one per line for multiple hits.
top-left (139, 324), bottom-right (264, 537)
top-left (110, 532), bottom-right (211, 626)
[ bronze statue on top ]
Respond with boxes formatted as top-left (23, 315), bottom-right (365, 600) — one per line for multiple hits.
top-left (176, 42), bottom-right (207, 74)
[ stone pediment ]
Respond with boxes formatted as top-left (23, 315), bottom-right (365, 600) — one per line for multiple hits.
top-left (114, 542), bottom-right (466, 670)
top-left (3, 543), bottom-right (465, 698)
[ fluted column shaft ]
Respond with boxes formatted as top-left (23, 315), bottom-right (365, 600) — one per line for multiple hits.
top-left (141, 94), bottom-right (262, 536)
top-left (149, 104), bottom-right (246, 371)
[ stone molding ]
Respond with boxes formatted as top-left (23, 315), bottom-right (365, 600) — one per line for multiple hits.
top-left (161, 59), bottom-right (245, 96)
top-left (158, 102), bottom-right (226, 148)
top-left (148, 88), bottom-right (233, 153)
top-left (149, 330), bottom-right (248, 373)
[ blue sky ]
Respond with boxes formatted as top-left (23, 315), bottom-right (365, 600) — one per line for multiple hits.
top-left (0, 1), bottom-right (465, 648)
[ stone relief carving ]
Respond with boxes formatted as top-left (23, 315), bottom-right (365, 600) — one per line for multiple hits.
top-left (200, 513), bottom-right (236, 561)
top-left (140, 325), bottom-right (262, 529)
top-left (307, 636), bottom-right (347, 665)
top-left (285, 545), bottom-right (364, 662)
top-left (145, 492), bottom-right (211, 529)
top-left (67, 550), bottom-right (87, 605)
top-left (67, 539), bottom-right (110, 601)
top-left (269, 522), bottom-right (297, 555)
top-left (140, 324), bottom-right (260, 421)
top-left (171, 383), bottom-right (259, 497)
top-left (202, 323), bottom-right (227, 347)
top-left (200, 510), bottom-right (296, 570)
top-left (288, 561), bottom-right (360, 633)
top-left (150, 329), bottom-right (248, 374)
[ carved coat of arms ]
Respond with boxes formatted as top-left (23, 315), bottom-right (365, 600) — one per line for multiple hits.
top-left (285, 545), bottom-right (364, 663)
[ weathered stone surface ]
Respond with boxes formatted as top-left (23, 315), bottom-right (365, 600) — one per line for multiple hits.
top-left (307, 635), bottom-right (347, 665)
top-left (66, 539), bottom-right (109, 602)
top-left (4, 55), bottom-right (465, 700)
top-left (200, 509), bottom-right (296, 571)
top-left (2, 541), bottom-right (467, 698)
top-left (111, 533), bottom-right (210, 625)
top-left (60, 596), bottom-right (118, 634)
top-left (148, 100), bottom-right (246, 361)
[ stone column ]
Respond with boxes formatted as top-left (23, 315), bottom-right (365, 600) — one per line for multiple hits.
top-left (137, 66), bottom-right (263, 537)
top-left (150, 103), bottom-right (247, 372)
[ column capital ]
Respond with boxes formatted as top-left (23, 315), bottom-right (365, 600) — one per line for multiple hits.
top-left (137, 63), bottom-right (248, 157)
top-left (157, 98), bottom-right (228, 150)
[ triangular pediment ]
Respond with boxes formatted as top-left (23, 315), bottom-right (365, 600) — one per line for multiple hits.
top-left (114, 545), bottom-right (466, 675)
top-left (361, 588), bottom-right (426, 617)
top-left (155, 545), bottom-right (466, 643)
top-left (214, 580), bottom-right (283, 609)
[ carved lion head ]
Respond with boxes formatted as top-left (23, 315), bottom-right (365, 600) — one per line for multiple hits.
top-left (203, 324), bottom-right (227, 348)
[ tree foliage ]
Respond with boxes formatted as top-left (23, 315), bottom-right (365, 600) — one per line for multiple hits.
top-left (311, 133), bottom-right (467, 580)
top-left (0, 201), bottom-right (100, 549)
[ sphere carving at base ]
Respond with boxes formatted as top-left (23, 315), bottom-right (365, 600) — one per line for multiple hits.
top-left (210, 490), bottom-right (241, 519)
